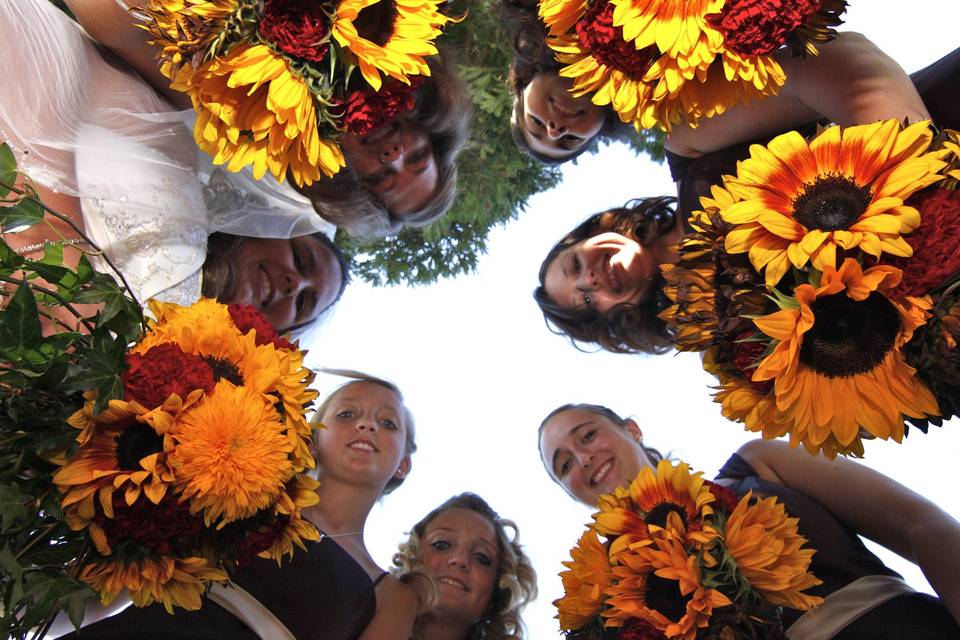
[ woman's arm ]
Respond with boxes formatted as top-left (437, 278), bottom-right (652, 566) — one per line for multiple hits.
top-left (359, 575), bottom-right (418, 640)
top-left (665, 31), bottom-right (930, 156)
top-left (737, 438), bottom-right (960, 624)
top-left (63, 0), bottom-right (189, 108)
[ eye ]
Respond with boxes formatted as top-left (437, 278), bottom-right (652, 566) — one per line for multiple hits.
top-left (572, 255), bottom-right (581, 274)
top-left (291, 242), bottom-right (304, 272)
top-left (337, 410), bottom-right (354, 419)
top-left (559, 459), bottom-right (571, 476)
top-left (431, 540), bottom-right (451, 551)
top-left (380, 418), bottom-right (398, 431)
top-left (474, 553), bottom-right (492, 567)
top-left (583, 429), bottom-right (596, 443)
top-left (529, 115), bottom-right (545, 129)
top-left (408, 148), bottom-right (430, 164)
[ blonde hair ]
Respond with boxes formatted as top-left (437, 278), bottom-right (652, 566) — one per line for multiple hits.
top-left (393, 493), bottom-right (538, 639)
top-left (311, 369), bottom-right (417, 494)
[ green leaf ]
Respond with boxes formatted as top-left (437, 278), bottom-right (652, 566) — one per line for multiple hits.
top-left (0, 284), bottom-right (43, 350)
top-left (72, 273), bottom-right (131, 324)
top-left (0, 543), bottom-right (25, 607)
top-left (59, 579), bottom-right (98, 631)
top-left (75, 254), bottom-right (94, 284)
top-left (39, 241), bottom-right (64, 266)
top-left (0, 142), bottom-right (16, 199)
top-left (0, 197), bottom-right (44, 232)
top-left (0, 484), bottom-right (28, 533)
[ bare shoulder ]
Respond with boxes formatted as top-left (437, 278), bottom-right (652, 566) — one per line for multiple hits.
top-left (358, 575), bottom-right (417, 640)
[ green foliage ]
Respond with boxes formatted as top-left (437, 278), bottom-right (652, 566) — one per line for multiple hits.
top-left (0, 142), bottom-right (145, 638)
top-left (336, 0), bottom-right (664, 286)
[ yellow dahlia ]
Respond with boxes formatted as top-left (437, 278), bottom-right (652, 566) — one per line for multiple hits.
top-left (169, 381), bottom-right (295, 526)
top-left (721, 120), bottom-right (948, 287)
top-left (723, 492), bottom-right (823, 610)
top-left (172, 44), bottom-right (345, 186)
top-left (595, 460), bottom-right (717, 557)
top-left (80, 556), bottom-right (226, 613)
top-left (555, 529), bottom-right (615, 631)
top-left (140, 0), bottom-right (240, 78)
top-left (604, 537), bottom-right (731, 638)
top-left (753, 259), bottom-right (940, 456)
top-left (332, 0), bottom-right (454, 91)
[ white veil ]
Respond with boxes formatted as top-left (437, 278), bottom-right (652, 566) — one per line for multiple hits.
top-left (0, 0), bottom-right (334, 303)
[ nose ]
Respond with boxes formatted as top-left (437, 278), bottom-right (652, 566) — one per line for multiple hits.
top-left (378, 140), bottom-right (403, 165)
top-left (447, 552), bottom-right (468, 570)
top-left (281, 271), bottom-right (305, 298)
top-left (355, 418), bottom-right (377, 433)
top-left (575, 450), bottom-right (593, 469)
top-left (546, 119), bottom-right (568, 140)
top-left (577, 266), bottom-right (599, 291)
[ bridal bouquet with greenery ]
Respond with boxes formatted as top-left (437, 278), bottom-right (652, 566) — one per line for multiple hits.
top-left (0, 143), bottom-right (318, 638)
top-left (659, 120), bottom-right (960, 458)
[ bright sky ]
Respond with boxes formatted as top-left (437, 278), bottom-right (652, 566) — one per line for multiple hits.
top-left (306, 4), bottom-right (960, 637)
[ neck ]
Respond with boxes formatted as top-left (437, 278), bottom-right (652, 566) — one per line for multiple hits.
top-left (303, 474), bottom-right (380, 536)
top-left (415, 614), bottom-right (474, 640)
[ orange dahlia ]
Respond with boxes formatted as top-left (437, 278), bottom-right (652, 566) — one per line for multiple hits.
top-left (555, 529), bottom-right (616, 631)
top-left (753, 259), bottom-right (940, 456)
top-left (723, 492), bottom-right (823, 610)
top-left (721, 120), bottom-right (948, 287)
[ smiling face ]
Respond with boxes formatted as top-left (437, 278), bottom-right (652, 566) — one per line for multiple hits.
top-left (543, 232), bottom-right (658, 314)
top-left (520, 73), bottom-right (605, 160)
top-left (221, 236), bottom-right (343, 333)
top-left (314, 381), bottom-right (410, 492)
top-left (339, 120), bottom-right (438, 218)
top-left (421, 508), bottom-right (500, 627)
top-left (539, 408), bottom-right (650, 506)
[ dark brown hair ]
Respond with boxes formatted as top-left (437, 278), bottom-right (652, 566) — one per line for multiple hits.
top-left (500, 0), bottom-right (634, 164)
top-left (296, 56), bottom-right (472, 238)
top-left (201, 231), bottom-right (350, 331)
top-left (533, 196), bottom-right (677, 354)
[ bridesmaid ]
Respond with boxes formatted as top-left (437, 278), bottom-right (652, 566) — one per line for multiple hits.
top-left (393, 493), bottom-right (537, 639)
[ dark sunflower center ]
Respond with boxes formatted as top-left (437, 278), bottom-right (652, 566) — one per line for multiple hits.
top-left (645, 574), bottom-right (689, 622)
top-left (354, 0), bottom-right (398, 46)
top-left (792, 174), bottom-right (873, 231)
top-left (115, 423), bottom-right (164, 471)
top-left (203, 356), bottom-right (244, 386)
top-left (799, 291), bottom-right (901, 377)
top-left (645, 502), bottom-right (687, 529)
top-left (576, 2), bottom-right (658, 76)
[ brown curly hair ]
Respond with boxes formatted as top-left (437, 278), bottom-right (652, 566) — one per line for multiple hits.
top-left (393, 493), bottom-right (538, 640)
top-left (295, 56), bottom-right (472, 238)
top-left (533, 196), bottom-right (678, 354)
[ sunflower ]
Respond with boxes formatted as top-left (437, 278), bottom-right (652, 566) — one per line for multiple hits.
top-left (607, 0), bottom-right (723, 60)
top-left (660, 193), bottom-right (770, 351)
top-left (555, 529), bottom-right (616, 631)
top-left (79, 556), bottom-right (227, 613)
top-left (752, 259), bottom-right (940, 456)
top-left (258, 473), bottom-right (322, 562)
top-left (140, 0), bottom-right (241, 78)
top-left (172, 44), bottom-right (345, 186)
top-left (332, 0), bottom-right (454, 91)
top-left (169, 380), bottom-right (295, 526)
top-left (723, 492), bottom-right (823, 610)
top-left (720, 120), bottom-right (949, 287)
top-left (604, 537), bottom-right (732, 638)
top-left (595, 461), bottom-right (717, 557)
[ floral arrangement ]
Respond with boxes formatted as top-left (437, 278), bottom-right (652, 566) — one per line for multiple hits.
top-left (536, 0), bottom-right (847, 131)
top-left (555, 460), bottom-right (822, 639)
top-left (659, 120), bottom-right (960, 458)
top-left (139, 0), bottom-right (459, 185)
top-left (0, 143), bottom-right (319, 636)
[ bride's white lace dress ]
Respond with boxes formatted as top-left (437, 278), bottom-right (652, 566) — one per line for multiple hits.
top-left (0, 0), bottom-right (333, 306)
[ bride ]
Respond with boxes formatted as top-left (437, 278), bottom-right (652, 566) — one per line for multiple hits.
top-left (0, 0), bottom-right (345, 333)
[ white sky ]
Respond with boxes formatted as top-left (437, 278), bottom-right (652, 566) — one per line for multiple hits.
top-left (305, 4), bottom-right (960, 637)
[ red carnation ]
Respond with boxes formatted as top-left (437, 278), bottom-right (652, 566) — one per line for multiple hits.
top-left (888, 189), bottom-right (960, 298)
top-left (94, 494), bottom-right (204, 556)
top-left (123, 343), bottom-right (215, 408)
top-left (619, 619), bottom-right (667, 640)
top-left (260, 0), bottom-right (331, 63)
top-left (707, 0), bottom-right (820, 56)
top-left (228, 303), bottom-right (296, 351)
top-left (732, 335), bottom-right (773, 394)
top-left (704, 480), bottom-right (740, 514)
top-left (576, 2), bottom-right (658, 77)
top-left (343, 78), bottom-right (421, 136)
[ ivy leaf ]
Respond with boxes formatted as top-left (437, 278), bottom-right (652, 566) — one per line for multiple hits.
top-left (0, 484), bottom-right (28, 533)
top-left (39, 241), bottom-right (64, 267)
top-left (0, 197), bottom-right (44, 233)
top-left (58, 578), bottom-right (98, 631)
top-left (0, 543), bottom-right (25, 607)
top-left (0, 142), bottom-right (16, 199)
top-left (0, 284), bottom-right (42, 350)
top-left (72, 273), bottom-right (133, 325)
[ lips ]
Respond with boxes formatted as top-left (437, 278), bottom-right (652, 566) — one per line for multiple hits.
top-left (258, 265), bottom-right (275, 308)
top-left (549, 96), bottom-right (583, 118)
top-left (437, 576), bottom-right (469, 591)
top-left (347, 438), bottom-right (378, 453)
top-left (590, 458), bottom-right (614, 487)
top-left (601, 254), bottom-right (622, 294)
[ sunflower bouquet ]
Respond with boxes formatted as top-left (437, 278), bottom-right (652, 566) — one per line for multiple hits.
top-left (660, 119), bottom-right (960, 458)
top-left (139, 0), bottom-right (459, 186)
top-left (537, 0), bottom-right (846, 131)
top-left (555, 461), bottom-right (822, 640)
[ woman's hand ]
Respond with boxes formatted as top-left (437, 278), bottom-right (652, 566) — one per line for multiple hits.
top-left (665, 31), bottom-right (930, 157)
top-left (738, 438), bottom-right (960, 625)
top-left (63, 0), bottom-right (190, 109)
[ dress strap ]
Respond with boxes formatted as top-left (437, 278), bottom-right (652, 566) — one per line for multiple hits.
top-left (372, 572), bottom-right (390, 587)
